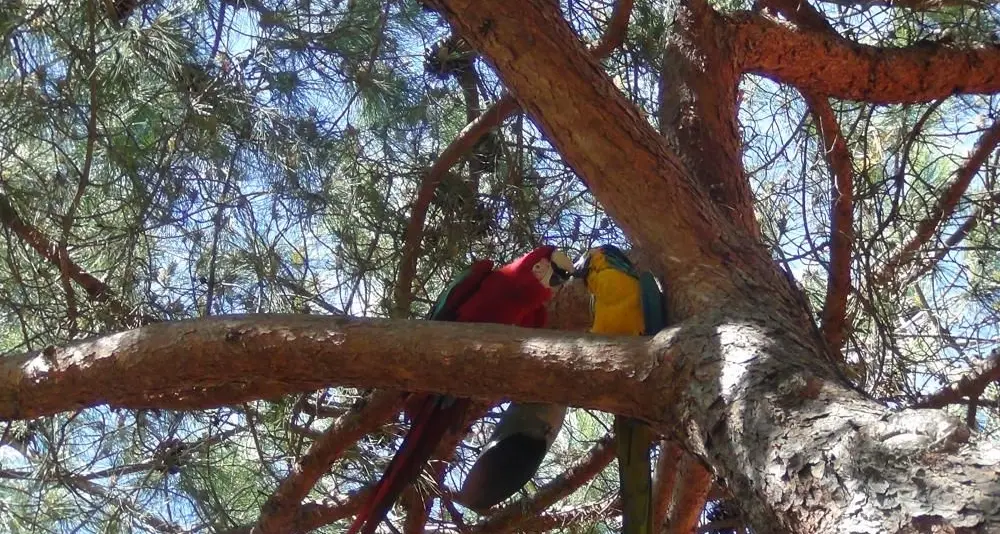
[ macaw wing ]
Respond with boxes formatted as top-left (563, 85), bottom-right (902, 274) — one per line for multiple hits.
top-left (426, 259), bottom-right (495, 321)
top-left (639, 272), bottom-right (667, 335)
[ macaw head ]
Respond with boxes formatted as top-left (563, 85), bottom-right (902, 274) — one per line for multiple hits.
top-left (571, 244), bottom-right (638, 284)
top-left (503, 245), bottom-right (576, 289)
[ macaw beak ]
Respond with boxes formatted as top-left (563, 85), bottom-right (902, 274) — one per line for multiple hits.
top-left (548, 250), bottom-right (574, 287)
top-left (571, 253), bottom-right (591, 279)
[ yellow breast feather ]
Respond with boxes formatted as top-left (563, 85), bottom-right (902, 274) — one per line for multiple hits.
top-left (586, 257), bottom-right (645, 336)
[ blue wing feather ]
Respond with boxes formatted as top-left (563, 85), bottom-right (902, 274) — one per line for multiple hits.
top-left (639, 272), bottom-right (666, 335)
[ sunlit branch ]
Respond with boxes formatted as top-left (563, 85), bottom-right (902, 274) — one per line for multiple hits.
top-left (652, 440), bottom-right (683, 529)
top-left (762, 0), bottom-right (855, 361)
top-left (878, 118), bottom-right (1000, 285)
top-left (807, 95), bottom-right (854, 359)
top-left (0, 314), bottom-right (683, 424)
top-left (736, 13), bottom-right (1000, 104)
top-left (665, 456), bottom-right (713, 534)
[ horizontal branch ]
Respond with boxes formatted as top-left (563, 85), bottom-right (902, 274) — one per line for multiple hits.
top-left (0, 314), bottom-right (690, 424)
top-left (735, 13), bottom-right (1000, 104)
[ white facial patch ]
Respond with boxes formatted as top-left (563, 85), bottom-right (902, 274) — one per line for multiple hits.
top-left (532, 258), bottom-right (554, 287)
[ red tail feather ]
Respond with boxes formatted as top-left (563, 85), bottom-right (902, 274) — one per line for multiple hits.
top-left (346, 396), bottom-right (470, 534)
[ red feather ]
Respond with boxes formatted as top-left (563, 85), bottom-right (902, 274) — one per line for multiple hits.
top-left (346, 246), bottom-right (557, 534)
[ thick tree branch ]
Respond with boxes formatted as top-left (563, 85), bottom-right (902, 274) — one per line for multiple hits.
top-left (471, 433), bottom-right (616, 534)
top-left (425, 0), bottom-right (794, 317)
top-left (652, 441), bottom-right (683, 529)
top-left (253, 390), bottom-right (404, 534)
top-left (0, 314), bottom-right (687, 423)
top-left (735, 13), bottom-right (1000, 104)
top-left (665, 456), bottom-right (713, 534)
top-left (878, 118), bottom-right (1000, 285)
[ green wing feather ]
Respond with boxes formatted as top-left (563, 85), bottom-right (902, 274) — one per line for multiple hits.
top-left (616, 415), bottom-right (654, 534)
top-left (624, 265), bottom-right (662, 534)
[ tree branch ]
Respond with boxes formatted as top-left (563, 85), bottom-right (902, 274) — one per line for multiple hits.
top-left (664, 456), bottom-right (713, 534)
top-left (898, 189), bottom-right (1000, 287)
top-left (817, 0), bottom-right (988, 9)
top-left (735, 12), bottom-right (1000, 104)
top-left (392, 95), bottom-right (519, 318)
top-left (0, 191), bottom-right (110, 301)
top-left (589, 0), bottom-right (634, 59)
top-left (0, 314), bottom-right (687, 423)
top-left (913, 349), bottom-right (1000, 409)
top-left (253, 390), bottom-right (404, 534)
top-left (471, 433), bottom-right (616, 534)
top-left (652, 440), bottom-right (683, 529)
top-left (760, 0), bottom-right (855, 358)
top-left (424, 0), bottom-right (792, 314)
top-left (505, 498), bottom-right (619, 533)
top-left (807, 95), bottom-right (854, 358)
top-left (877, 118), bottom-right (1000, 285)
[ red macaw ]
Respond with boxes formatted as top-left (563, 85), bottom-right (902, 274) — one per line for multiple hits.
top-left (346, 245), bottom-right (575, 534)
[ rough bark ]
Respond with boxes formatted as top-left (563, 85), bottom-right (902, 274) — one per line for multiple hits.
top-left (413, 0), bottom-right (1000, 531)
top-left (736, 13), bottom-right (1000, 104)
top-left (0, 314), bottom-right (688, 423)
top-left (659, 0), bottom-right (759, 238)
top-left (5, 311), bottom-right (999, 532)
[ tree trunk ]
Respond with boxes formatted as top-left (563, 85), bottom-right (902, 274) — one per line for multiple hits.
top-left (421, 0), bottom-right (1000, 531)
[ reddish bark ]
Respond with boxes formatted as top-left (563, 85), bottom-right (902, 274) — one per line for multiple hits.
top-left (254, 391), bottom-right (404, 534)
top-left (762, 0), bottom-right (855, 358)
top-left (0, 191), bottom-right (110, 301)
top-left (736, 14), bottom-right (1000, 104)
top-left (913, 349), bottom-right (1000, 410)
top-left (807, 95), bottom-right (855, 359)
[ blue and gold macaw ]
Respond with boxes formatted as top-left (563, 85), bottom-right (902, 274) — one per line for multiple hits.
top-left (572, 244), bottom-right (666, 534)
